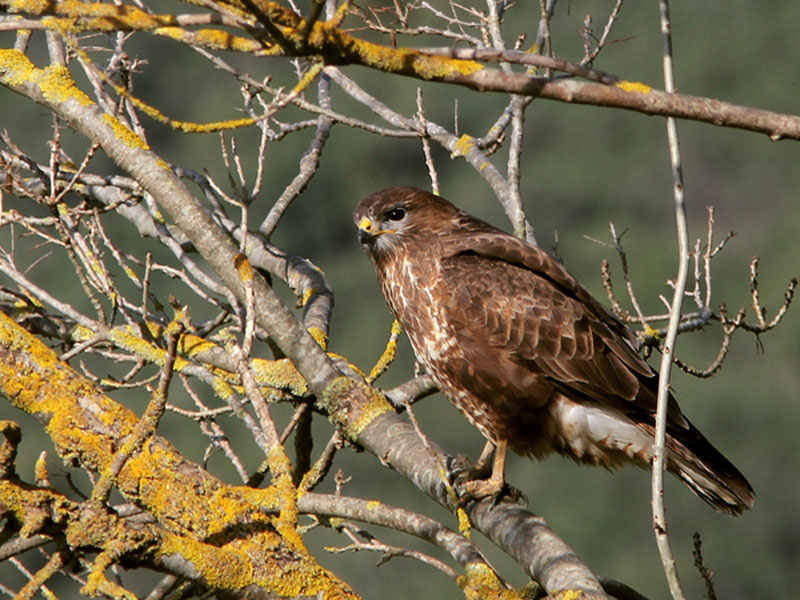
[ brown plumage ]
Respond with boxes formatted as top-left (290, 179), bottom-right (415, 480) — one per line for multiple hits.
top-left (355, 186), bottom-right (754, 514)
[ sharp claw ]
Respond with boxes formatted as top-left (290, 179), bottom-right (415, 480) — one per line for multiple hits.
top-left (445, 454), bottom-right (473, 485)
top-left (454, 478), bottom-right (524, 507)
top-left (447, 440), bottom-right (524, 508)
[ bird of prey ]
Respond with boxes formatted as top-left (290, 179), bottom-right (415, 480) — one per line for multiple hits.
top-left (354, 186), bottom-right (754, 514)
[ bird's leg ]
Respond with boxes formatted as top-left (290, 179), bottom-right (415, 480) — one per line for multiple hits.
top-left (446, 440), bottom-right (494, 484)
top-left (471, 440), bottom-right (496, 479)
top-left (484, 439), bottom-right (508, 494)
top-left (456, 439), bottom-right (521, 505)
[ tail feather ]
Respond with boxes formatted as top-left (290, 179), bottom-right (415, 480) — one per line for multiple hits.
top-left (664, 422), bottom-right (755, 515)
top-left (547, 395), bottom-right (754, 515)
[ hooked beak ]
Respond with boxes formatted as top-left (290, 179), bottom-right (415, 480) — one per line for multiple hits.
top-left (357, 216), bottom-right (395, 245)
top-left (358, 228), bottom-right (373, 245)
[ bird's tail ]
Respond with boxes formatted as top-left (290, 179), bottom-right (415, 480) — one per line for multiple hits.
top-left (546, 396), bottom-right (754, 514)
top-left (664, 421), bottom-right (755, 515)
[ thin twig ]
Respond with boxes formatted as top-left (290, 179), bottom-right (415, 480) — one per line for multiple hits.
top-left (692, 532), bottom-right (717, 600)
top-left (652, 2), bottom-right (688, 599)
top-left (608, 222), bottom-right (648, 328)
top-left (416, 88), bottom-right (440, 195)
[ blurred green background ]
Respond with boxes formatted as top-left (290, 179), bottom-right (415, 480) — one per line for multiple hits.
top-left (1, 1), bottom-right (799, 599)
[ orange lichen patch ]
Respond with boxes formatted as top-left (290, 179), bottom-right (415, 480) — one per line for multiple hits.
top-left (616, 80), bottom-right (652, 94)
top-left (2, 477), bottom-right (356, 598)
top-left (82, 322), bottom-right (215, 361)
top-left (641, 324), bottom-right (661, 340)
top-left (177, 332), bottom-right (220, 358)
top-left (88, 63), bottom-right (257, 134)
top-left (154, 497), bottom-right (358, 597)
top-left (72, 322), bottom-right (187, 369)
top-left (5, 0), bottom-right (49, 14)
top-left (292, 60), bottom-right (323, 93)
top-left (170, 116), bottom-right (257, 133)
top-left (211, 377), bottom-right (236, 401)
top-left (266, 451), bottom-right (304, 551)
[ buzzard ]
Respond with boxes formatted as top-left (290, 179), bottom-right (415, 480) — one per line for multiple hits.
top-left (354, 186), bottom-right (754, 514)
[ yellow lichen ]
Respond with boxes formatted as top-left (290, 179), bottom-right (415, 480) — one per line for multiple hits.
top-left (0, 480), bottom-right (74, 538)
top-left (102, 113), bottom-right (150, 149)
top-left (234, 253), bottom-right (254, 282)
top-left (6, 0), bottom-right (50, 15)
top-left (616, 80), bottom-right (652, 94)
top-left (642, 324), bottom-right (661, 339)
top-left (177, 332), bottom-right (219, 358)
top-left (158, 528), bottom-right (358, 597)
top-left (154, 26), bottom-right (262, 53)
top-left (366, 319), bottom-right (401, 383)
top-left (0, 313), bottom-right (357, 598)
top-left (344, 38), bottom-right (484, 80)
top-left (0, 49), bottom-right (93, 106)
top-left (159, 531), bottom-right (258, 589)
top-left (451, 134), bottom-right (476, 158)
top-left (73, 321), bottom-right (307, 399)
top-left (34, 451), bottom-right (49, 482)
top-left (307, 326), bottom-right (328, 350)
top-left (321, 377), bottom-right (394, 440)
top-left (291, 61), bottom-right (324, 95)
top-left (552, 591), bottom-right (585, 600)
top-left (456, 507), bottom-right (472, 538)
top-left (248, 357), bottom-right (308, 396)
top-left (458, 562), bottom-right (525, 600)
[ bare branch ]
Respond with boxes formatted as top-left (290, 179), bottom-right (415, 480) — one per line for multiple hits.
top-left (651, 2), bottom-right (688, 598)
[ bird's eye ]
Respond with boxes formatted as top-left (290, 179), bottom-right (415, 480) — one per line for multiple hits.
top-left (385, 207), bottom-right (406, 221)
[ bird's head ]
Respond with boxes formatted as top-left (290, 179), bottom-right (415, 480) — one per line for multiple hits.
top-left (354, 187), bottom-right (460, 259)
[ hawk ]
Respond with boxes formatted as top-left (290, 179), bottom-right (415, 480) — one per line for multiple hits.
top-left (355, 186), bottom-right (754, 514)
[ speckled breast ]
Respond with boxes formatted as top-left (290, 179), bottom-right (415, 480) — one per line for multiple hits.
top-left (378, 256), bottom-right (500, 443)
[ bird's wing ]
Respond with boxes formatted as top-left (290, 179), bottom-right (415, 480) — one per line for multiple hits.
top-left (439, 227), bottom-right (688, 428)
